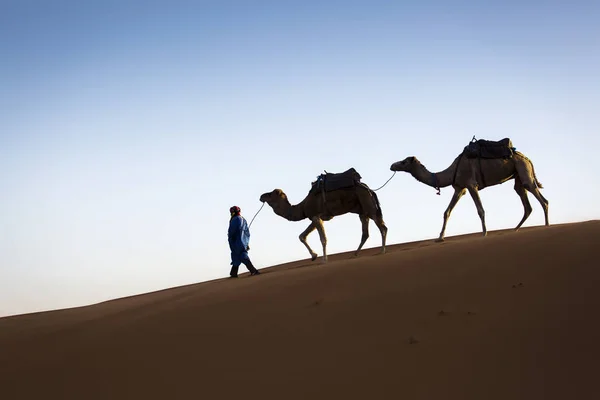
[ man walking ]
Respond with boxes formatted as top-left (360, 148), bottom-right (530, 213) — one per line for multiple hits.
top-left (228, 206), bottom-right (260, 278)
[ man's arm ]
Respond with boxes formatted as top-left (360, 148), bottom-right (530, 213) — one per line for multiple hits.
top-left (242, 218), bottom-right (250, 250)
top-left (228, 217), bottom-right (240, 245)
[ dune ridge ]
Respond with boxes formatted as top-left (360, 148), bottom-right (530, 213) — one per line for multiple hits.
top-left (1, 220), bottom-right (599, 399)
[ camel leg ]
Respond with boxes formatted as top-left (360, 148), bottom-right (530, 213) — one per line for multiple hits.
top-left (515, 160), bottom-right (550, 226)
top-left (438, 187), bottom-right (466, 242)
top-left (526, 186), bottom-right (549, 226)
top-left (467, 186), bottom-right (487, 236)
top-left (514, 178), bottom-right (533, 230)
top-left (373, 214), bottom-right (388, 254)
top-left (299, 222), bottom-right (318, 261)
top-left (354, 214), bottom-right (370, 256)
top-left (311, 217), bottom-right (328, 263)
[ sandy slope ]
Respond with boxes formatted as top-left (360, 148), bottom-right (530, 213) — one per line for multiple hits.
top-left (1, 221), bottom-right (599, 400)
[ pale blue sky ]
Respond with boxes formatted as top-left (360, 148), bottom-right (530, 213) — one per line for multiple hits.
top-left (1, 0), bottom-right (599, 317)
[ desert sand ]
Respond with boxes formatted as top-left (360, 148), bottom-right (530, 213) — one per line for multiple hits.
top-left (1, 220), bottom-right (599, 399)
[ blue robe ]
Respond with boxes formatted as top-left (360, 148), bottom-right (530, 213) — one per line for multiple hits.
top-left (228, 215), bottom-right (251, 267)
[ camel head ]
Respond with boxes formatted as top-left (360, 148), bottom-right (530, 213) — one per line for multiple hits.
top-left (390, 156), bottom-right (420, 172)
top-left (259, 189), bottom-right (288, 205)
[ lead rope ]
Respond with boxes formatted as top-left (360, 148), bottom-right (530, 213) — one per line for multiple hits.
top-left (248, 202), bottom-right (266, 228)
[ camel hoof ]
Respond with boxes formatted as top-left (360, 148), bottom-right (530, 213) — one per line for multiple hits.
top-left (310, 254), bottom-right (318, 261)
top-left (435, 237), bottom-right (445, 243)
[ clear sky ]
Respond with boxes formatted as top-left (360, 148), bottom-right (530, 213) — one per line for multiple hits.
top-left (1, 0), bottom-right (599, 317)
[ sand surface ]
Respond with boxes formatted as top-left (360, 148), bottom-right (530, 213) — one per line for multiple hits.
top-left (1, 221), bottom-right (599, 399)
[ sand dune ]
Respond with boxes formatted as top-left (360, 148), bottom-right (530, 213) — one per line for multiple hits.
top-left (1, 221), bottom-right (599, 399)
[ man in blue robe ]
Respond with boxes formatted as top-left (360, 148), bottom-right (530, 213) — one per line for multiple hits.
top-left (228, 206), bottom-right (260, 278)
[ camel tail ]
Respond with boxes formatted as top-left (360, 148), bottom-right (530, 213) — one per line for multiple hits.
top-left (533, 167), bottom-right (544, 189)
top-left (515, 151), bottom-right (544, 189)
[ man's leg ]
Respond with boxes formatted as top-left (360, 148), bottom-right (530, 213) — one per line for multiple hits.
top-left (241, 256), bottom-right (260, 275)
top-left (230, 262), bottom-right (240, 278)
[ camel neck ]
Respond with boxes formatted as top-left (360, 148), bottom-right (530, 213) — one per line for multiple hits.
top-left (411, 156), bottom-right (462, 189)
top-left (273, 200), bottom-right (306, 222)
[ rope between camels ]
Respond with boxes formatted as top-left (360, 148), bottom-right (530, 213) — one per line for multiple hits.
top-left (248, 202), bottom-right (266, 228)
top-left (372, 171), bottom-right (396, 191)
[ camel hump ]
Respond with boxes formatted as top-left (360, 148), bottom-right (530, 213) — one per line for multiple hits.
top-left (310, 167), bottom-right (362, 193)
top-left (464, 137), bottom-right (516, 159)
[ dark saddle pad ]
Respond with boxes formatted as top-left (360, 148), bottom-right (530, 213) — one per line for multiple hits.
top-left (310, 168), bottom-right (362, 194)
top-left (463, 137), bottom-right (515, 159)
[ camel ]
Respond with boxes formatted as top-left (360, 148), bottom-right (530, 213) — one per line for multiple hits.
top-left (259, 182), bottom-right (388, 263)
top-left (390, 148), bottom-right (549, 241)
